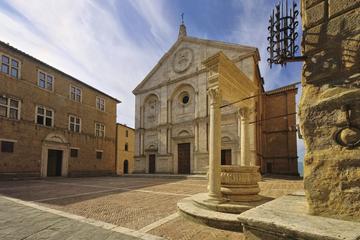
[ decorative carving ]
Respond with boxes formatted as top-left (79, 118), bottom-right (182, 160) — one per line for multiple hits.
top-left (239, 107), bottom-right (248, 118)
top-left (207, 88), bottom-right (221, 106)
top-left (334, 105), bottom-right (360, 149)
top-left (220, 166), bottom-right (262, 202)
top-left (44, 133), bottom-right (68, 144)
top-left (173, 48), bottom-right (193, 73)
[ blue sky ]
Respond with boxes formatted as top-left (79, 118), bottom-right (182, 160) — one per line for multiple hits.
top-left (0, 0), bottom-right (304, 166)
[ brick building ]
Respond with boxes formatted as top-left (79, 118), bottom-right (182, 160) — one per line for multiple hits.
top-left (258, 84), bottom-right (298, 174)
top-left (0, 41), bottom-right (120, 178)
top-left (116, 124), bottom-right (134, 175)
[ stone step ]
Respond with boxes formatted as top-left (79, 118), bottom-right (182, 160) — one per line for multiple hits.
top-left (177, 196), bottom-right (242, 231)
top-left (191, 193), bottom-right (268, 214)
top-left (120, 174), bottom-right (206, 180)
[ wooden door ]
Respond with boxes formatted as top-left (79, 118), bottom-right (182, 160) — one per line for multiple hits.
top-left (149, 154), bottom-right (156, 173)
top-left (47, 150), bottom-right (62, 176)
top-left (267, 162), bottom-right (272, 173)
top-left (124, 160), bottom-right (129, 174)
top-left (178, 143), bottom-right (190, 174)
top-left (221, 149), bottom-right (232, 165)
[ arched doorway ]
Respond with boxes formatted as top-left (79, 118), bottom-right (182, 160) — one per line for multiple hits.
top-left (124, 160), bottom-right (129, 174)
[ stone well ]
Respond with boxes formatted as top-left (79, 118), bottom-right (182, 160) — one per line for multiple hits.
top-left (221, 165), bottom-right (262, 202)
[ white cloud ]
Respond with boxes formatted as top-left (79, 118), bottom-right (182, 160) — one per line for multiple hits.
top-left (0, 0), bottom-right (176, 127)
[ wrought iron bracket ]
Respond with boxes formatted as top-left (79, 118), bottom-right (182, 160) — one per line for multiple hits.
top-left (333, 105), bottom-right (360, 149)
top-left (267, 0), bottom-right (306, 67)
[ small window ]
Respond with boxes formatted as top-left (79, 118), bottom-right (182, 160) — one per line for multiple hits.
top-left (125, 143), bottom-right (128, 151)
top-left (70, 148), bottom-right (78, 158)
top-left (70, 85), bottom-right (82, 102)
top-left (69, 115), bottom-right (81, 133)
top-left (179, 92), bottom-right (190, 105)
top-left (36, 106), bottom-right (54, 127)
top-left (1, 54), bottom-right (20, 79)
top-left (95, 123), bottom-right (105, 137)
top-left (1, 141), bottom-right (14, 153)
top-left (0, 96), bottom-right (20, 120)
top-left (96, 151), bottom-right (102, 160)
top-left (96, 97), bottom-right (105, 111)
top-left (125, 130), bottom-right (128, 137)
top-left (38, 70), bottom-right (54, 91)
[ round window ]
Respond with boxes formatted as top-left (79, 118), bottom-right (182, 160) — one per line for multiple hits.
top-left (182, 95), bottom-right (190, 104)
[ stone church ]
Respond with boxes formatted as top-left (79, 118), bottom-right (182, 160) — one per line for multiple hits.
top-left (133, 23), bottom-right (298, 175)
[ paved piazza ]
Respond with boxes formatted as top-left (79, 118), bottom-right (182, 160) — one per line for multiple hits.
top-left (0, 176), bottom-right (303, 239)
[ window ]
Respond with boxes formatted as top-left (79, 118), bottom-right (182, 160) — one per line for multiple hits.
top-left (1, 54), bottom-right (20, 78)
top-left (69, 115), bottom-right (81, 133)
top-left (96, 151), bottom-right (103, 160)
top-left (70, 85), bottom-right (82, 102)
top-left (38, 70), bottom-right (54, 91)
top-left (126, 130), bottom-right (128, 137)
top-left (95, 123), bottom-right (105, 137)
top-left (96, 97), bottom-right (105, 111)
top-left (70, 148), bottom-right (79, 158)
top-left (36, 106), bottom-right (54, 127)
top-left (1, 141), bottom-right (14, 153)
top-left (125, 143), bottom-right (128, 151)
top-left (0, 96), bottom-right (20, 120)
top-left (179, 92), bottom-right (190, 105)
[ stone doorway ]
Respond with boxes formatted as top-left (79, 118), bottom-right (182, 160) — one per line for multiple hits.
top-left (41, 133), bottom-right (69, 177)
top-left (47, 149), bottom-right (63, 177)
top-left (124, 160), bottom-right (129, 174)
top-left (221, 149), bottom-right (232, 165)
top-left (178, 143), bottom-right (190, 174)
top-left (149, 154), bottom-right (156, 173)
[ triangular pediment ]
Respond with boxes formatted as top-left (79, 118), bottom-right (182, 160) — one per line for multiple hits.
top-left (133, 36), bottom-right (260, 94)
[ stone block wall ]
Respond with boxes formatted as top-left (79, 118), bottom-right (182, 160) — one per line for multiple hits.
top-left (300, 0), bottom-right (360, 221)
top-left (0, 42), bottom-right (118, 177)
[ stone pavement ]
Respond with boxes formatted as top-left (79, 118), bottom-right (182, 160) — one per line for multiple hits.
top-left (0, 176), bottom-right (303, 240)
top-left (0, 196), bottom-right (162, 240)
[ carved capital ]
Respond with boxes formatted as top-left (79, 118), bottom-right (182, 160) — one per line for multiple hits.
top-left (207, 87), bottom-right (221, 106)
top-left (239, 107), bottom-right (248, 118)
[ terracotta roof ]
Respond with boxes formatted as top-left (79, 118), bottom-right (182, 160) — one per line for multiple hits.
top-left (0, 40), bottom-right (121, 103)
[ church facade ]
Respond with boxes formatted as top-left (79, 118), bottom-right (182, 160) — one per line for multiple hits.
top-left (133, 24), bottom-right (298, 175)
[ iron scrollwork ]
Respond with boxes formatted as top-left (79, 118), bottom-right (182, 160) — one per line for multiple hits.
top-left (267, 0), bottom-right (306, 68)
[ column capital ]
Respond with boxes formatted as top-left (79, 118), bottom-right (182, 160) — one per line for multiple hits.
top-left (207, 87), bottom-right (222, 106)
top-left (239, 107), bottom-right (249, 118)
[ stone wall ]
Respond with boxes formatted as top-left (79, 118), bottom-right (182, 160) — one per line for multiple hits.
top-left (116, 124), bottom-right (134, 175)
top-left (261, 87), bottom-right (298, 175)
top-left (300, 0), bottom-right (360, 221)
top-left (0, 42), bottom-right (118, 177)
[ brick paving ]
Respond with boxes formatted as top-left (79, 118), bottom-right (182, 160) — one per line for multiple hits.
top-left (0, 176), bottom-right (303, 240)
top-left (0, 197), bottom-right (142, 240)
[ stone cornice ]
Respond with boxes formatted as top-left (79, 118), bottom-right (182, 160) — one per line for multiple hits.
top-left (133, 36), bottom-right (259, 95)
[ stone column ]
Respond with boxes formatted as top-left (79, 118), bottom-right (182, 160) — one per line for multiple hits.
top-left (207, 87), bottom-right (222, 200)
top-left (240, 107), bottom-right (249, 166)
top-left (248, 108), bottom-right (257, 166)
top-left (236, 110), bottom-right (242, 165)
